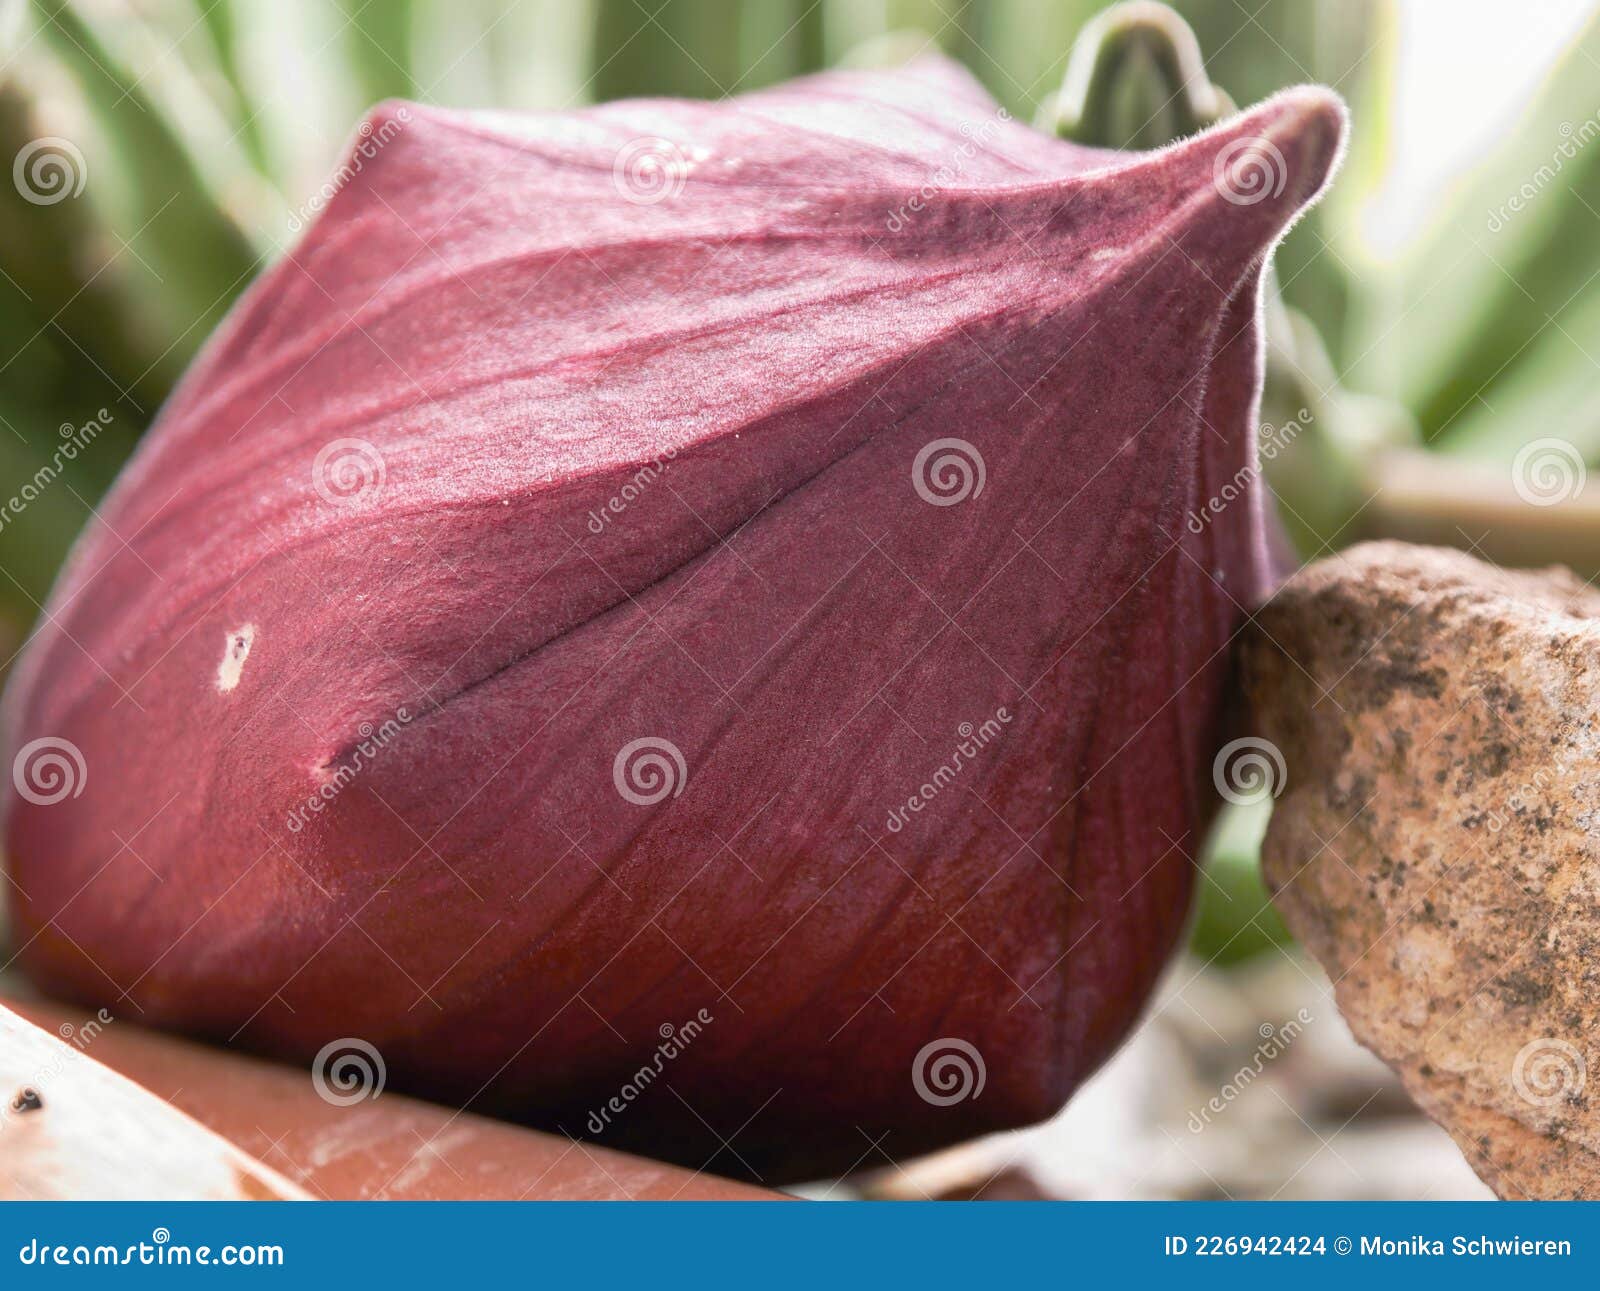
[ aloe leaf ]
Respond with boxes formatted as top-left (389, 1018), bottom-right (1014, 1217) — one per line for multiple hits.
top-left (1191, 800), bottom-right (1292, 965)
top-left (0, 84), bottom-right (177, 409)
top-left (192, 0), bottom-right (273, 174)
top-left (336, 0), bottom-right (419, 104)
top-left (590, 0), bottom-right (745, 99)
top-left (1180, 0), bottom-right (1380, 110)
top-left (216, 0), bottom-right (367, 197)
top-left (0, 391), bottom-right (135, 627)
top-left (735, 0), bottom-right (825, 88)
top-left (1366, 11), bottom-right (1600, 455)
top-left (31, 0), bottom-right (261, 368)
top-left (1437, 280), bottom-right (1600, 464)
top-left (978, 0), bottom-right (1104, 119)
top-left (819, 0), bottom-right (894, 64)
top-left (835, 1), bottom-right (990, 80)
top-left (468, 0), bottom-right (596, 109)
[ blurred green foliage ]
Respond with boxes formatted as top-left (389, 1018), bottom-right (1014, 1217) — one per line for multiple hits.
top-left (1189, 800), bottom-right (1291, 966)
top-left (1363, 17), bottom-right (1600, 457)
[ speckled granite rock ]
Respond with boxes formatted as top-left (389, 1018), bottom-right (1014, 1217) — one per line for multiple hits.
top-left (1242, 541), bottom-right (1600, 1200)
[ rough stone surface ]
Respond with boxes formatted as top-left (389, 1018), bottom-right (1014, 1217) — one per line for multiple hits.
top-left (1242, 540), bottom-right (1600, 1200)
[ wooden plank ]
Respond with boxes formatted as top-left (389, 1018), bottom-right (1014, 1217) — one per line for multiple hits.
top-left (4, 996), bottom-right (779, 1200)
top-left (0, 1002), bottom-right (306, 1200)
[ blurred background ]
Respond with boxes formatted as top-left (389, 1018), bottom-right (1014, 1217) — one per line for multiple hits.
top-left (4, 0), bottom-right (1598, 1197)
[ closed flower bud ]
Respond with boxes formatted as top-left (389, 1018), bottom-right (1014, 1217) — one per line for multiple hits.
top-left (2, 59), bottom-right (1342, 1179)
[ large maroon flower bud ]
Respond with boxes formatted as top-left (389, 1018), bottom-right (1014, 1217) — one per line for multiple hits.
top-left (2, 59), bottom-right (1341, 1180)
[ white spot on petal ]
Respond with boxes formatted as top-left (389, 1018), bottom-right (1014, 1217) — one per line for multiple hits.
top-left (217, 624), bottom-right (256, 693)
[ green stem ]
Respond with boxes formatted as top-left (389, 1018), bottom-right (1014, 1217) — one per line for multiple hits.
top-left (1048, 1), bottom-right (1230, 150)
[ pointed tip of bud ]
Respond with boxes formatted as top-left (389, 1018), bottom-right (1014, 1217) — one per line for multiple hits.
top-left (1207, 85), bottom-right (1346, 214)
top-left (1112, 84), bottom-right (1347, 281)
top-left (1250, 84), bottom-right (1349, 201)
